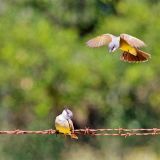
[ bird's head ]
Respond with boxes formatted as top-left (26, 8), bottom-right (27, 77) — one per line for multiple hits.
top-left (108, 42), bottom-right (118, 53)
top-left (62, 108), bottom-right (73, 120)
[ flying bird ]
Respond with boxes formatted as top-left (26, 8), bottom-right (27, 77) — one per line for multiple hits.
top-left (55, 108), bottom-right (78, 139)
top-left (86, 33), bottom-right (151, 62)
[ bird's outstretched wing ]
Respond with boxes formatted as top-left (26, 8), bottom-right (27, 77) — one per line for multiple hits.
top-left (86, 34), bottom-right (113, 48)
top-left (120, 34), bottom-right (146, 48)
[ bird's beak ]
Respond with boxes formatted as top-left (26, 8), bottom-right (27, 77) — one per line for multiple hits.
top-left (109, 47), bottom-right (117, 53)
top-left (112, 48), bottom-right (117, 52)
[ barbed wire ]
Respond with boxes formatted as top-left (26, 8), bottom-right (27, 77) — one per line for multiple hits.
top-left (0, 128), bottom-right (160, 137)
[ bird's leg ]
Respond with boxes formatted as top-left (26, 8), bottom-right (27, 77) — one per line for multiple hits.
top-left (55, 130), bottom-right (59, 137)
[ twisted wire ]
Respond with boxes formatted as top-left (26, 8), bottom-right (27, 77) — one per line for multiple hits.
top-left (0, 128), bottom-right (159, 137)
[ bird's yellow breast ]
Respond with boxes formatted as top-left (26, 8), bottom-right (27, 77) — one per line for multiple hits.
top-left (55, 123), bottom-right (71, 135)
top-left (119, 38), bottom-right (137, 56)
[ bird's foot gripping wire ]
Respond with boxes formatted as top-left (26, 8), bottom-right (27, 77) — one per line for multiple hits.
top-left (55, 130), bottom-right (60, 137)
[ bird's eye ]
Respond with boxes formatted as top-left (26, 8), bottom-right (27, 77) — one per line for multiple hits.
top-left (66, 110), bottom-right (69, 114)
top-left (66, 110), bottom-right (71, 116)
top-left (112, 46), bottom-right (115, 50)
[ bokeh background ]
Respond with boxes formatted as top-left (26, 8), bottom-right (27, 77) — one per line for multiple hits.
top-left (0, 0), bottom-right (160, 159)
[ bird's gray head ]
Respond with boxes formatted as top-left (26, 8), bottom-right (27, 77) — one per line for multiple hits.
top-left (108, 42), bottom-right (119, 53)
top-left (62, 108), bottom-right (73, 120)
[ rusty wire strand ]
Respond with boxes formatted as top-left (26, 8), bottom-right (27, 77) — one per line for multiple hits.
top-left (0, 128), bottom-right (159, 137)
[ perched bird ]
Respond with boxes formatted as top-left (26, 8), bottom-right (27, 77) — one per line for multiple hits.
top-left (86, 33), bottom-right (151, 62)
top-left (55, 108), bottom-right (78, 139)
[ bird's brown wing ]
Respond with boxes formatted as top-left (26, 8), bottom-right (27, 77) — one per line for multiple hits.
top-left (67, 119), bottom-right (74, 132)
top-left (86, 34), bottom-right (113, 48)
top-left (67, 119), bottom-right (78, 139)
top-left (120, 49), bottom-right (151, 63)
top-left (120, 34), bottom-right (146, 48)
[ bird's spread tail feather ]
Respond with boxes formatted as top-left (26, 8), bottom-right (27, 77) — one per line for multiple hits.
top-left (120, 49), bottom-right (151, 62)
top-left (70, 133), bottom-right (78, 139)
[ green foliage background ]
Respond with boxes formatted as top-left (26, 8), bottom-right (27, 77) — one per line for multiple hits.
top-left (0, 0), bottom-right (160, 159)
